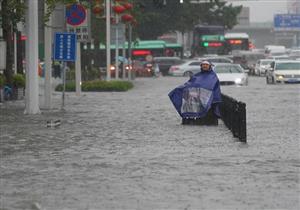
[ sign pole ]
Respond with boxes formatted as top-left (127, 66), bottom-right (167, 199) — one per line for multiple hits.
top-left (54, 32), bottom-right (76, 110)
top-left (62, 62), bottom-right (66, 110)
top-left (75, 41), bottom-right (81, 96)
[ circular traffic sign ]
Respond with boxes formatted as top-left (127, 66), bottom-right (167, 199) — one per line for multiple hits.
top-left (66, 4), bottom-right (86, 26)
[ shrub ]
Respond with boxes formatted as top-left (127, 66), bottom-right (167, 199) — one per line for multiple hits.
top-left (55, 80), bottom-right (133, 92)
top-left (12, 74), bottom-right (25, 88)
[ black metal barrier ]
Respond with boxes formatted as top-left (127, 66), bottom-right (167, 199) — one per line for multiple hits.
top-left (220, 94), bottom-right (247, 142)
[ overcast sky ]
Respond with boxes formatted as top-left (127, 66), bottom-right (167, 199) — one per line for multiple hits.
top-left (230, 0), bottom-right (290, 23)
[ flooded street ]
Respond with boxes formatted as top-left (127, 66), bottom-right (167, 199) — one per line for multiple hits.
top-left (0, 76), bottom-right (299, 210)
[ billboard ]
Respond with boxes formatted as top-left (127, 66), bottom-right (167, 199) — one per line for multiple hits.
top-left (274, 14), bottom-right (300, 31)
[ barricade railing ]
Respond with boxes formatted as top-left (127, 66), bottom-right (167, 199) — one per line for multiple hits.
top-left (220, 94), bottom-right (247, 142)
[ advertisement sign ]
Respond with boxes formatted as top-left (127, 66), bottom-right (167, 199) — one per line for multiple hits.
top-left (274, 14), bottom-right (300, 31)
top-left (66, 4), bottom-right (91, 42)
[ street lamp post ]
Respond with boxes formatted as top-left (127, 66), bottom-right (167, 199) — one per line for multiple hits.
top-left (106, 0), bottom-right (111, 81)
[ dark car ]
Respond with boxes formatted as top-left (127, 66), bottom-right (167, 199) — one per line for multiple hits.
top-left (153, 57), bottom-right (184, 76)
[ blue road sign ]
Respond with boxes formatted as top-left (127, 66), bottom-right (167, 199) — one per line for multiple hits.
top-left (274, 14), bottom-right (300, 30)
top-left (54, 32), bottom-right (76, 62)
top-left (66, 4), bottom-right (86, 26)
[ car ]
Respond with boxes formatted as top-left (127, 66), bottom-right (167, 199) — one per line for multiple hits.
top-left (168, 59), bottom-right (201, 76)
top-left (266, 60), bottom-right (300, 84)
top-left (254, 59), bottom-right (273, 76)
top-left (198, 56), bottom-right (233, 64)
top-left (132, 60), bottom-right (156, 77)
top-left (213, 63), bottom-right (248, 86)
top-left (153, 57), bottom-right (184, 76)
top-left (266, 54), bottom-right (290, 60)
top-left (232, 50), bottom-right (266, 75)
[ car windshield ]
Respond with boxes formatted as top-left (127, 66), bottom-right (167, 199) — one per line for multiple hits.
top-left (261, 60), bottom-right (272, 65)
top-left (214, 65), bottom-right (243, 73)
top-left (275, 62), bottom-right (300, 70)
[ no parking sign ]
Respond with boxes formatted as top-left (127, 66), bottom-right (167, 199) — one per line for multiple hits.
top-left (66, 4), bottom-right (91, 42)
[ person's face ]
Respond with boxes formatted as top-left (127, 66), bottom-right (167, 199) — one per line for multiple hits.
top-left (201, 63), bottom-right (210, 71)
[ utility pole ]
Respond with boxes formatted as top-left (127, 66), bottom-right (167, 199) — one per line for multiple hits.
top-left (24, 0), bottom-right (40, 114)
top-left (106, 0), bottom-right (111, 81)
top-left (44, 2), bottom-right (52, 109)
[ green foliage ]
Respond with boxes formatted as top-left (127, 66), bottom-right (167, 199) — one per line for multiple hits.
top-left (12, 74), bottom-right (25, 88)
top-left (132, 0), bottom-right (243, 39)
top-left (55, 80), bottom-right (134, 92)
top-left (0, 74), bottom-right (5, 87)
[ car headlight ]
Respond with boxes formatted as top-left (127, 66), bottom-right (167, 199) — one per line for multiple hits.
top-left (276, 74), bottom-right (284, 80)
top-left (235, 78), bottom-right (242, 84)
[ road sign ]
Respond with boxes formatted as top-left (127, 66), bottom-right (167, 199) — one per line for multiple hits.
top-left (66, 4), bottom-right (91, 42)
top-left (111, 24), bottom-right (126, 45)
top-left (274, 14), bottom-right (300, 31)
top-left (54, 33), bottom-right (76, 61)
top-left (66, 4), bottom-right (86, 26)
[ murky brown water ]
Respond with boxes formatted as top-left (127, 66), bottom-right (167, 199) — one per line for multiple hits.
top-left (0, 76), bottom-right (299, 210)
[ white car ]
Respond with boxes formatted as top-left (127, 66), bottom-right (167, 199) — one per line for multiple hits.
top-left (213, 63), bottom-right (248, 86)
top-left (254, 59), bottom-right (273, 76)
top-left (266, 60), bottom-right (300, 84)
top-left (168, 60), bottom-right (201, 76)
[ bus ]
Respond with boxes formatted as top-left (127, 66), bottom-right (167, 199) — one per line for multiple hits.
top-left (191, 25), bottom-right (226, 57)
top-left (224, 33), bottom-right (249, 52)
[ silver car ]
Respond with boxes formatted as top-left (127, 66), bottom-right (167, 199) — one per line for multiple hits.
top-left (266, 60), bottom-right (300, 84)
top-left (168, 60), bottom-right (201, 76)
top-left (213, 63), bottom-right (248, 86)
top-left (254, 59), bottom-right (274, 76)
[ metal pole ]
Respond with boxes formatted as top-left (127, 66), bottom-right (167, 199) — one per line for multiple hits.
top-left (115, 15), bottom-right (119, 79)
top-left (75, 41), bottom-right (81, 96)
top-left (44, 2), bottom-right (52, 109)
top-left (14, 32), bottom-right (17, 74)
top-left (122, 42), bottom-right (126, 79)
top-left (24, 0), bottom-right (40, 114)
top-left (0, 2), bottom-right (2, 40)
top-left (106, 0), bottom-right (111, 81)
top-left (128, 24), bottom-right (132, 80)
top-left (61, 62), bottom-right (66, 110)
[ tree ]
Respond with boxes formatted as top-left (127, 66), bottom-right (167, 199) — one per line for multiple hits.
top-left (1, 0), bottom-right (25, 85)
top-left (131, 0), bottom-right (242, 40)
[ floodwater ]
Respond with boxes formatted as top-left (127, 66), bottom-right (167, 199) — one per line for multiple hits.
top-left (0, 76), bottom-right (299, 210)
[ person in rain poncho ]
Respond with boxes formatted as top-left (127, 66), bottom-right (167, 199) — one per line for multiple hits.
top-left (168, 60), bottom-right (222, 119)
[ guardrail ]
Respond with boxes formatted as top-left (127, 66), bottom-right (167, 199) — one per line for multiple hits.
top-left (220, 94), bottom-right (247, 142)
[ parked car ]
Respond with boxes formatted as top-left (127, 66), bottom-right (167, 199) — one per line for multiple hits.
top-left (153, 57), bottom-right (183, 76)
top-left (213, 63), bottom-right (248, 86)
top-left (168, 59), bottom-right (201, 76)
top-left (266, 60), bottom-right (300, 84)
top-left (254, 59), bottom-right (273, 76)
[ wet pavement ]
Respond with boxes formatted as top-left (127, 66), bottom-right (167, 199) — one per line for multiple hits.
top-left (0, 76), bottom-right (299, 210)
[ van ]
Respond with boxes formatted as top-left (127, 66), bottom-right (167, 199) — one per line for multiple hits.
top-left (264, 45), bottom-right (286, 56)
